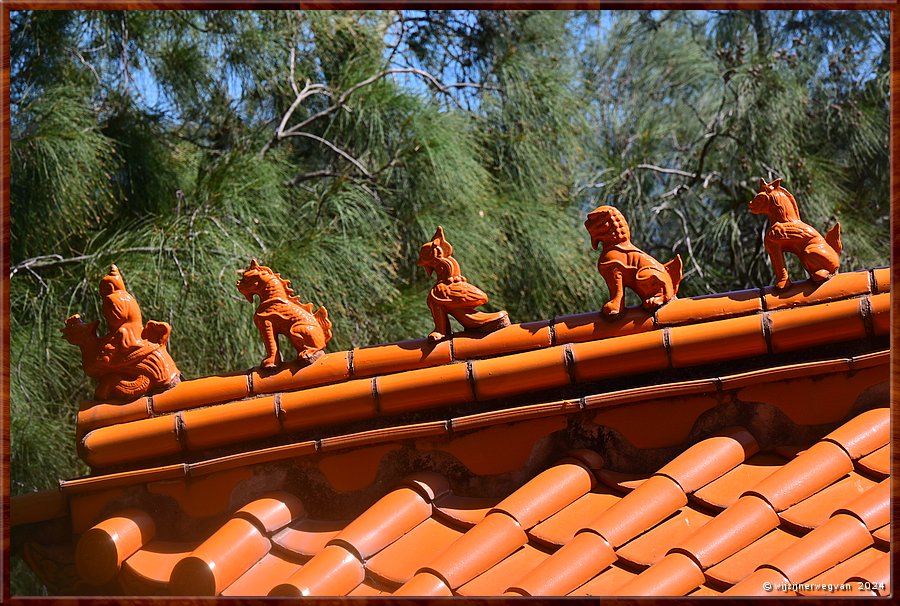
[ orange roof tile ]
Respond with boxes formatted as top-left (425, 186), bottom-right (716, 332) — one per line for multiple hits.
top-left (17, 405), bottom-right (888, 596)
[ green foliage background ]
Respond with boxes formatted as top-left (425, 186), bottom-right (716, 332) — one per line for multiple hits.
top-left (8, 9), bottom-right (889, 547)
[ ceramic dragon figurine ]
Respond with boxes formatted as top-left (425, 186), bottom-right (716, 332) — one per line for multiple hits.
top-left (749, 178), bottom-right (841, 289)
top-left (62, 265), bottom-right (181, 401)
top-left (418, 226), bottom-right (510, 341)
top-left (237, 260), bottom-right (333, 369)
top-left (585, 206), bottom-right (683, 316)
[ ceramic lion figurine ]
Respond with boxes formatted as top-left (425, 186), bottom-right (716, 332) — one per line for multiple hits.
top-left (585, 206), bottom-right (683, 316)
top-left (237, 260), bottom-right (333, 369)
top-left (749, 178), bottom-right (841, 289)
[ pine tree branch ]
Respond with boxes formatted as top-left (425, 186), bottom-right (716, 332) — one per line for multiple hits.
top-left (635, 164), bottom-right (696, 178)
top-left (291, 132), bottom-right (374, 178)
top-left (281, 67), bottom-right (490, 137)
top-left (259, 65), bottom-right (496, 159)
top-left (10, 247), bottom-right (178, 277)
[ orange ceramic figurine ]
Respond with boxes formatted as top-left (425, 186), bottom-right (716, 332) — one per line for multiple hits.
top-left (63, 265), bottom-right (181, 400)
top-left (418, 226), bottom-right (510, 341)
top-left (749, 178), bottom-right (841, 289)
top-left (585, 206), bottom-right (682, 316)
top-left (237, 260), bottom-right (333, 368)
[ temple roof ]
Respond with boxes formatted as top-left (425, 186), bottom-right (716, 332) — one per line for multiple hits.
top-left (10, 267), bottom-right (892, 597)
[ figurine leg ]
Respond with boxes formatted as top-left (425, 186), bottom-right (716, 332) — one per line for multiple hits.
top-left (289, 323), bottom-right (326, 364)
top-left (765, 240), bottom-right (790, 289)
top-left (803, 244), bottom-right (839, 282)
top-left (601, 268), bottom-right (625, 316)
top-left (112, 373), bottom-right (151, 400)
top-left (255, 318), bottom-right (280, 368)
top-left (635, 268), bottom-right (669, 310)
top-left (427, 298), bottom-right (451, 341)
top-left (455, 309), bottom-right (510, 333)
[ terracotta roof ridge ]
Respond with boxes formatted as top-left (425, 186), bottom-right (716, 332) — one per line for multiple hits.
top-left (35, 349), bottom-right (885, 498)
top-left (77, 285), bottom-right (888, 467)
top-left (75, 267), bottom-right (887, 433)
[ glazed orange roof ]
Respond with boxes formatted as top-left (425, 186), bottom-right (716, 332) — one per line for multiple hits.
top-left (73, 268), bottom-right (888, 470)
top-left (24, 407), bottom-right (889, 596)
top-left (10, 267), bottom-right (892, 597)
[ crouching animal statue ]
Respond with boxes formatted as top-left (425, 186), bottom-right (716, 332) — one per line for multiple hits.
top-left (237, 259), bottom-right (333, 369)
top-left (749, 178), bottom-right (841, 289)
top-left (62, 264), bottom-right (181, 401)
top-left (418, 226), bottom-right (510, 342)
top-left (585, 206), bottom-right (683, 316)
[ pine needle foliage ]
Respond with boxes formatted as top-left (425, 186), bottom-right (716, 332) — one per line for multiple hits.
top-left (9, 9), bottom-right (889, 523)
top-left (575, 11), bottom-right (889, 294)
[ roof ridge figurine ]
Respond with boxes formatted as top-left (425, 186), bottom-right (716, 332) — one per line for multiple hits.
top-left (237, 259), bottom-right (333, 369)
top-left (585, 206), bottom-right (682, 316)
top-left (418, 226), bottom-right (510, 341)
top-left (750, 177), bottom-right (842, 290)
top-left (62, 264), bottom-right (181, 401)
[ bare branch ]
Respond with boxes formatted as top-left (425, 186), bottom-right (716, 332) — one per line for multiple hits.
top-left (635, 163), bottom-right (696, 178)
top-left (289, 46), bottom-right (300, 97)
top-left (260, 39), bottom-right (499, 163)
top-left (69, 47), bottom-right (101, 86)
top-left (11, 247), bottom-right (178, 277)
top-left (276, 80), bottom-right (332, 139)
top-left (291, 131), bottom-right (373, 178)
top-left (282, 67), bottom-right (492, 137)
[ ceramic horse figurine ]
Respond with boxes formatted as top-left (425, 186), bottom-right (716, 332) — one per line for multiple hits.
top-left (749, 178), bottom-right (841, 289)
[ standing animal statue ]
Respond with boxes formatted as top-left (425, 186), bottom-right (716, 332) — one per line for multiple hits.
top-left (62, 264), bottom-right (181, 401)
top-left (237, 260), bottom-right (333, 369)
top-left (418, 226), bottom-right (510, 342)
top-left (749, 178), bottom-right (841, 289)
top-left (585, 206), bottom-right (682, 316)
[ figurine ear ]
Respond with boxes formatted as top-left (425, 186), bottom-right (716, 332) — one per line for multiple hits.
top-left (759, 178), bottom-right (768, 192)
top-left (250, 259), bottom-right (260, 269)
top-left (771, 178), bottom-right (782, 190)
top-left (433, 226), bottom-right (452, 257)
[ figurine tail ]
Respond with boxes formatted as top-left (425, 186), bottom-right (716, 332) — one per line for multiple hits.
top-left (825, 223), bottom-right (842, 255)
top-left (315, 306), bottom-right (333, 343)
top-left (665, 254), bottom-right (684, 295)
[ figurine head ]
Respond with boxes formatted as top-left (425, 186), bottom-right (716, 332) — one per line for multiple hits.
top-left (99, 264), bottom-right (126, 296)
top-left (237, 259), bottom-right (266, 302)
top-left (237, 259), bottom-right (293, 302)
top-left (749, 178), bottom-right (781, 214)
top-left (417, 226), bottom-right (453, 276)
top-left (585, 206), bottom-right (630, 249)
top-left (750, 177), bottom-right (799, 220)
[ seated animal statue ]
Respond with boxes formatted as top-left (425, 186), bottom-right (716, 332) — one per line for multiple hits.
top-left (418, 226), bottom-right (510, 342)
top-left (585, 206), bottom-right (683, 316)
top-left (63, 265), bottom-right (181, 401)
top-left (749, 178), bottom-right (841, 289)
top-left (237, 259), bottom-right (333, 369)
